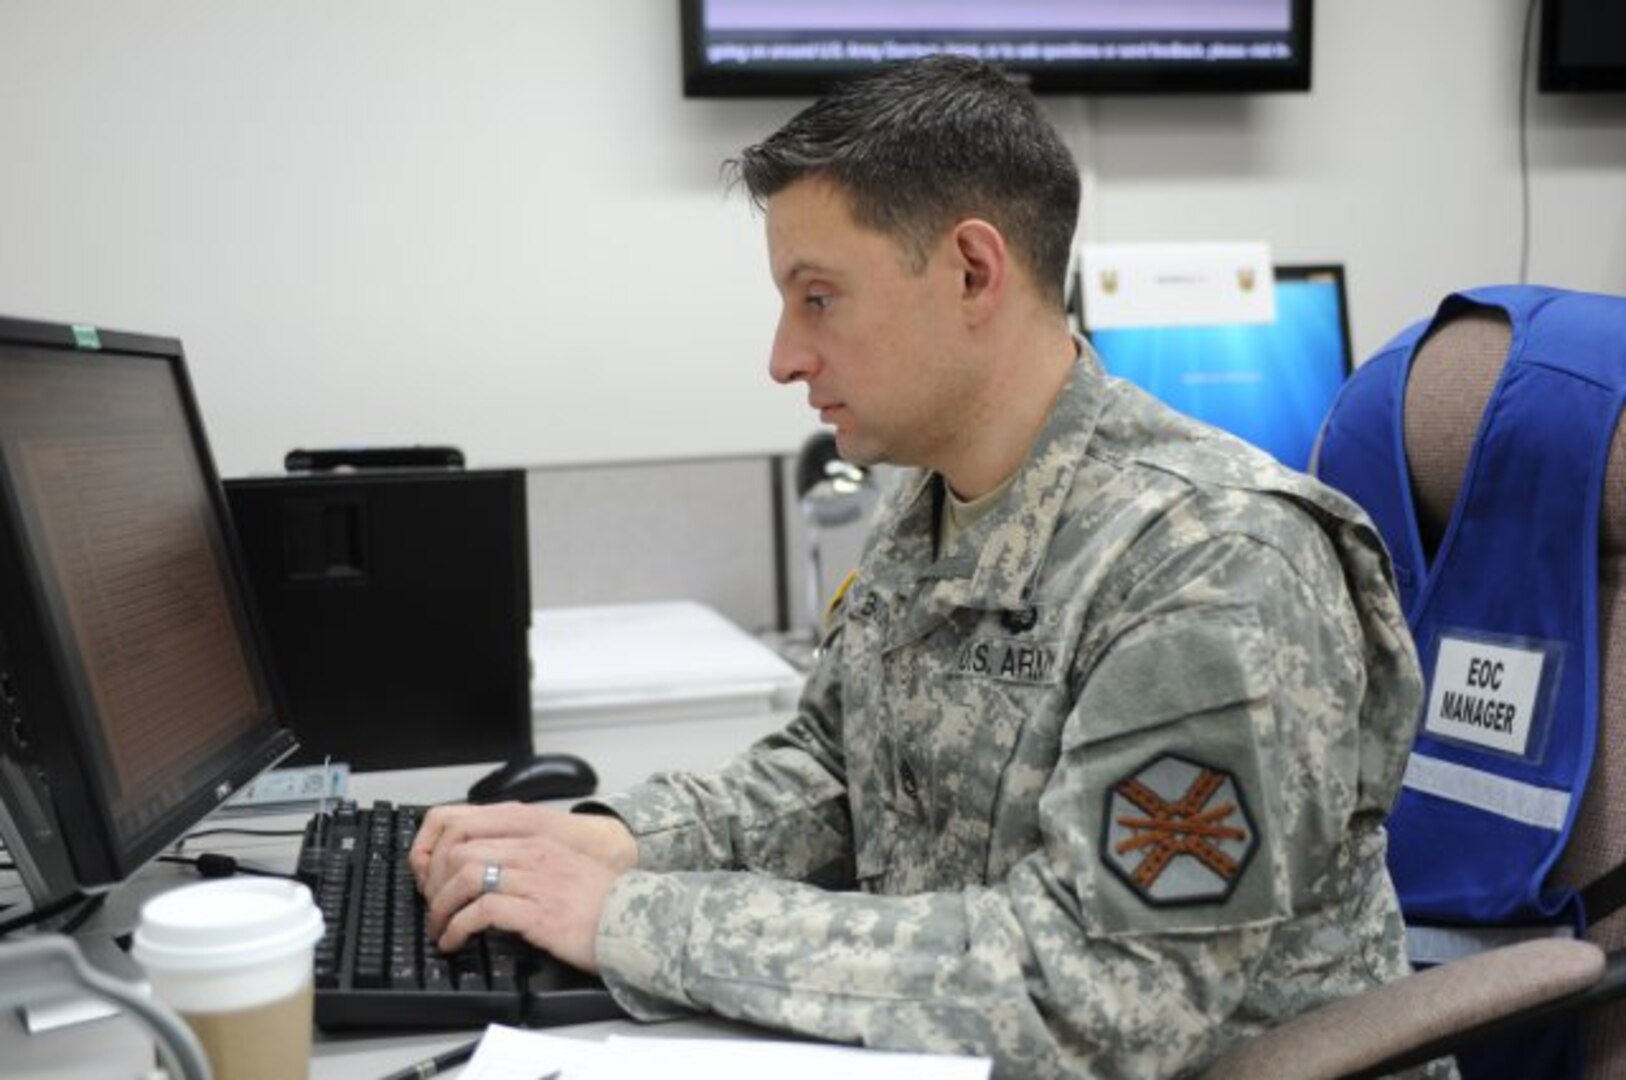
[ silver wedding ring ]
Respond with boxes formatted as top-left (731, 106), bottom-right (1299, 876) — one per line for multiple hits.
top-left (481, 861), bottom-right (502, 895)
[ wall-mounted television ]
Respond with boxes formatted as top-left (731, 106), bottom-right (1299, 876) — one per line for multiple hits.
top-left (680, 0), bottom-right (1314, 98)
top-left (1540, 0), bottom-right (1626, 93)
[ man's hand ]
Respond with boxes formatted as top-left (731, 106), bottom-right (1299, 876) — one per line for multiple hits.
top-left (408, 802), bottom-right (639, 972)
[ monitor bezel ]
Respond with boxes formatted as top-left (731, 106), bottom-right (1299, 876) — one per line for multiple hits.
top-left (0, 315), bottom-right (297, 907)
top-left (679, 0), bottom-right (1315, 98)
top-left (1274, 262), bottom-right (1355, 376)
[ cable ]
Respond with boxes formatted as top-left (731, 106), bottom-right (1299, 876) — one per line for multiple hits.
top-left (0, 890), bottom-right (93, 940)
top-left (1518, 0), bottom-right (1540, 284)
top-left (170, 825), bottom-right (306, 855)
top-left (179, 826), bottom-right (307, 842)
top-left (157, 853), bottom-right (298, 882)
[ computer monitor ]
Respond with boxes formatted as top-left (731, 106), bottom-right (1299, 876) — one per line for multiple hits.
top-left (1084, 264), bottom-right (1354, 471)
top-left (0, 316), bottom-right (296, 911)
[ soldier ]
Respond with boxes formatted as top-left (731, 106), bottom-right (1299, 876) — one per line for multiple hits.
top-left (411, 55), bottom-right (1440, 1078)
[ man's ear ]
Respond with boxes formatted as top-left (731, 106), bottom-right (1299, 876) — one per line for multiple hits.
top-left (950, 219), bottom-right (1008, 324)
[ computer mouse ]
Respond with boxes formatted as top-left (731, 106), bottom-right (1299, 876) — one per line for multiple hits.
top-left (467, 753), bottom-right (598, 804)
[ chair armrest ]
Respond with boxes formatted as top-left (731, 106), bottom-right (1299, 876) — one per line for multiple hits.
top-left (1349, 942), bottom-right (1626, 1078)
top-left (1203, 937), bottom-right (1608, 1080)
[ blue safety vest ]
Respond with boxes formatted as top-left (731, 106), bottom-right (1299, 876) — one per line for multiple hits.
top-left (1315, 285), bottom-right (1626, 1078)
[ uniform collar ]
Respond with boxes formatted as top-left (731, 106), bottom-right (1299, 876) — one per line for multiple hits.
top-left (871, 344), bottom-right (1109, 613)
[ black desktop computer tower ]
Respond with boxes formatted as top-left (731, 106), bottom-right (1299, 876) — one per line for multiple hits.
top-left (224, 468), bottom-right (533, 771)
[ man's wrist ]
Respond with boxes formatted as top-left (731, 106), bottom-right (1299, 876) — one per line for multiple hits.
top-left (596, 816), bottom-right (639, 873)
top-left (569, 801), bottom-right (640, 871)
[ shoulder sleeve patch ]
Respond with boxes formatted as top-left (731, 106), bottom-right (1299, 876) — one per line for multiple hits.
top-left (1102, 753), bottom-right (1257, 907)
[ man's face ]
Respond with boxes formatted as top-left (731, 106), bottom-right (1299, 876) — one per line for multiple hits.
top-left (765, 177), bottom-right (978, 470)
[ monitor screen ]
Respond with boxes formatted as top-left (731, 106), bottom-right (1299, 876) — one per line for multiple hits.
top-left (680, 0), bottom-right (1314, 97)
top-left (0, 317), bottom-right (294, 908)
top-left (1084, 265), bottom-right (1353, 471)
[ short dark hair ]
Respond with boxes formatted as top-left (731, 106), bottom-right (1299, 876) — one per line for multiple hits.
top-left (729, 55), bottom-right (1081, 308)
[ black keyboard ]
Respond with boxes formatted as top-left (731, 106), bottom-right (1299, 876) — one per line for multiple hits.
top-left (296, 800), bottom-right (624, 1031)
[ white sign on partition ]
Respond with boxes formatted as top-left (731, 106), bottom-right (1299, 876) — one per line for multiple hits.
top-left (1079, 242), bottom-right (1277, 329)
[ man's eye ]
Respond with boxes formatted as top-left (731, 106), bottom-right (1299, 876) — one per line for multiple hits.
top-left (806, 294), bottom-right (831, 312)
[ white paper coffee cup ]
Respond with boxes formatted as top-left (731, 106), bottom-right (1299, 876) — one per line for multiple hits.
top-left (132, 878), bottom-right (324, 1080)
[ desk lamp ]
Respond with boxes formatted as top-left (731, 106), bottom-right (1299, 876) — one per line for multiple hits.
top-left (794, 431), bottom-right (877, 641)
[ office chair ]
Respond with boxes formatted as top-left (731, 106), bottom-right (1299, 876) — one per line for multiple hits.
top-left (1203, 936), bottom-right (1615, 1079)
top-left (1206, 294), bottom-right (1626, 1077)
top-left (1403, 307), bottom-right (1626, 1077)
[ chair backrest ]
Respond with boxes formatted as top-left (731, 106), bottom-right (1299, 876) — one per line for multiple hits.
top-left (1404, 307), bottom-right (1626, 1077)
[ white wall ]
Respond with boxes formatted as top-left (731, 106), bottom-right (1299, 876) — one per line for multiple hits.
top-left (1, 1), bottom-right (1622, 477)
top-left (1078, 0), bottom-right (1626, 362)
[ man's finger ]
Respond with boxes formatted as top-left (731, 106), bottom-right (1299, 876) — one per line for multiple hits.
top-left (437, 892), bottom-right (535, 954)
top-left (423, 838), bottom-right (540, 935)
top-left (416, 804), bottom-right (541, 890)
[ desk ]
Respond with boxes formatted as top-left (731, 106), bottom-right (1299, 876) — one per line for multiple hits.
top-left (0, 704), bottom-right (796, 1079)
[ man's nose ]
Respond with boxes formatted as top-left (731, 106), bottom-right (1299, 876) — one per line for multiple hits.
top-left (769, 316), bottom-right (817, 385)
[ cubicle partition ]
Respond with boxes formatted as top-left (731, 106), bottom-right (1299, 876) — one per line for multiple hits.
top-left (523, 454), bottom-right (885, 639)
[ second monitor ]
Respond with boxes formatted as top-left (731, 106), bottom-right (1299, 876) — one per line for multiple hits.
top-left (1086, 264), bottom-right (1354, 472)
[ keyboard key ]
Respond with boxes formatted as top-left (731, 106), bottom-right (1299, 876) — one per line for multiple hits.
top-left (423, 958), bottom-right (453, 992)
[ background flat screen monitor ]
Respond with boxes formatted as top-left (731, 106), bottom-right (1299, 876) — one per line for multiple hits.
top-left (1540, 0), bottom-right (1626, 93)
top-left (1085, 264), bottom-right (1353, 471)
top-left (681, 0), bottom-right (1314, 97)
top-left (0, 316), bottom-right (295, 909)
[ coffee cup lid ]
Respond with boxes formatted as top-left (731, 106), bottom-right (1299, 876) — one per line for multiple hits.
top-left (132, 878), bottom-right (323, 973)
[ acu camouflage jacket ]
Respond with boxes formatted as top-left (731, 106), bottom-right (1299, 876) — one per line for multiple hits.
top-left (592, 351), bottom-right (1430, 1079)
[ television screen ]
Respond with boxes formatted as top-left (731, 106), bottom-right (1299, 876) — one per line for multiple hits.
top-left (1085, 265), bottom-right (1352, 471)
top-left (681, 0), bottom-right (1314, 97)
top-left (1540, 0), bottom-right (1626, 93)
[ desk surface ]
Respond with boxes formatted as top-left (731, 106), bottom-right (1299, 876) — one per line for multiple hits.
top-left (0, 706), bottom-right (795, 1079)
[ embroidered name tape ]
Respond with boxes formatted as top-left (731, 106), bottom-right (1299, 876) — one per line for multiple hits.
top-left (953, 637), bottom-right (1061, 685)
top-left (1423, 636), bottom-right (1548, 758)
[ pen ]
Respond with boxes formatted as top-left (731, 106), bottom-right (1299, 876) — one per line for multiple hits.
top-left (377, 1037), bottom-right (480, 1080)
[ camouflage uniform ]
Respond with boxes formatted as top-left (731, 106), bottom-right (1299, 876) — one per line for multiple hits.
top-left (591, 350), bottom-right (1441, 1078)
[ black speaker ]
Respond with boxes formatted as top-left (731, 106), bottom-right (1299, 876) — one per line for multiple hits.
top-left (224, 468), bottom-right (532, 771)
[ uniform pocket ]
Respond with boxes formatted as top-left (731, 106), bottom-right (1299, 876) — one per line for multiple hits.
top-left (1065, 612), bottom-right (1268, 749)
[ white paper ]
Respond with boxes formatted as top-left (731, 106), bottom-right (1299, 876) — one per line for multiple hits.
top-left (458, 1025), bottom-right (614, 1080)
top-left (605, 1035), bottom-right (993, 1080)
top-left (455, 1026), bottom-right (991, 1080)
top-left (1079, 242), bottom-right (1276, 329)
top-left (531, 602), bottom-right (803, 721)
top-left (1423, 635), bottom-right (1549, 757)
